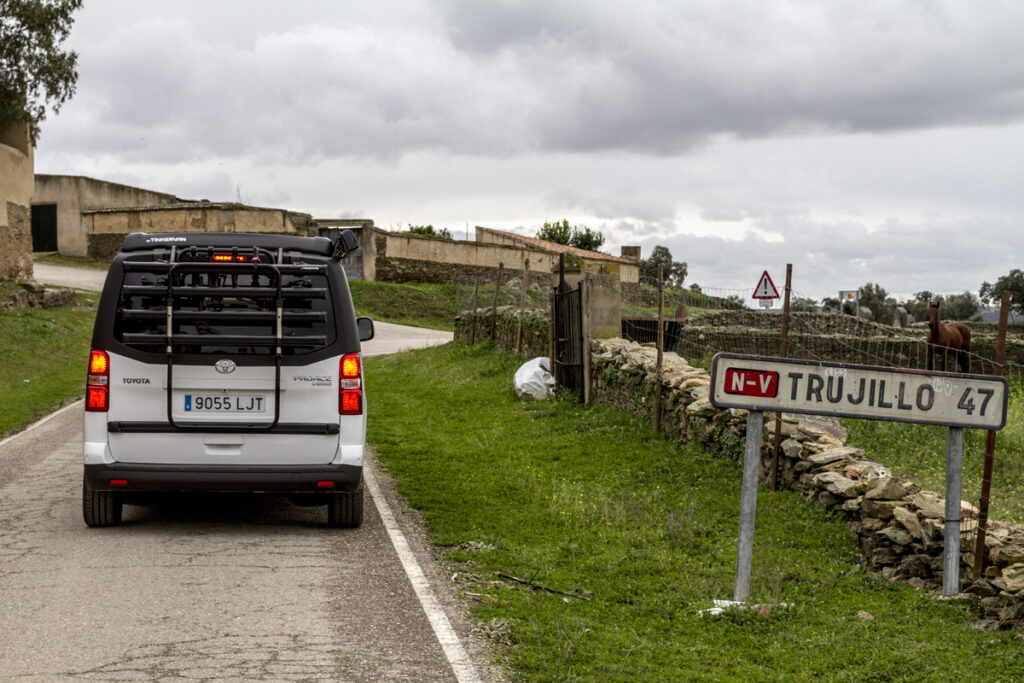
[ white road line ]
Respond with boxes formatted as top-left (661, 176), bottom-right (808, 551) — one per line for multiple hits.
top-left (363, 464), bottom-right (482, 683)
top-left (0, 399), bottom-right (82, 449)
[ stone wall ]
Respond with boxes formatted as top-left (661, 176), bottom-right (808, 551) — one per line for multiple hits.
top-left (454, 305), bottom-right (551, 359)
top-left (1, 124), bottom-right (34, 281)
top-left (375, 231), bottom-right (557, 286)
top-left (84, 204), bottom-right (303, 260)
top-left (1, 281), bottom-right (76, 311)
top-left (589, 338), bottom-right (1024, 629)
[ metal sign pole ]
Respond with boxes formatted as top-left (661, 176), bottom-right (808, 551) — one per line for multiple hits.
top-left (734, 410), bottom-right (764, 602)
top-left (943, 426), bottom-right (964, 597)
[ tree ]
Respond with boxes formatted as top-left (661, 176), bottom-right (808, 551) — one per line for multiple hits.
top-left (980, 269), bottom-right (1024, 315)
top-left (406, 224), bottom-right (452, 239)
top-left (569, 225), bottom-right (605, 251)
top-left (639, 245), bottom-right (687, 287)
top-left (0, 0), bottom-right (82, 143)
top-left (536, 219), bottom-right (572, 245)
top-left (790, 296), bottom-right (818, 313)
top-left (535, 219), bottom-right (605, 251)
top-left (857, 282), bottom-right (897, 323)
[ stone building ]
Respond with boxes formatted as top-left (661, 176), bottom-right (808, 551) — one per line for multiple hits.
top-left (0, 122), bottom-right (35, 281)
top-left (31, 175), bottom-right (313, 259)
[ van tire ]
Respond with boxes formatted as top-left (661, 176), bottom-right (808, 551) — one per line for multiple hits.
top-left (83, 479), bottom-right (123, 527)
top-left (327, 487), bottom-right (363, 528)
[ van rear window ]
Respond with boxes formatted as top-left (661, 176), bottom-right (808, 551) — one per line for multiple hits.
top-left (113, 260), bottom-right (334, 356)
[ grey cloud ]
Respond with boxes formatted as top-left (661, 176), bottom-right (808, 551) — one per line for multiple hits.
top-left (49, 1), bottom-right (1024, 162)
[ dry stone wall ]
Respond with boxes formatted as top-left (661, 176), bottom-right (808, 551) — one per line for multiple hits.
top-left (590, 338), bottom-right (1024, 629)
top-left (454, 305), bottom-right (550, 359)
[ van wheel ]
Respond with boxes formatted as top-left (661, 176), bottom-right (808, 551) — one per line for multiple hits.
top-left (327, 487), bottom-right (363, 528)
top-left (83, 479), bottom-right (123, 527)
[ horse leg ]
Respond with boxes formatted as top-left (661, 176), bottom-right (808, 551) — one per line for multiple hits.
top-left (927, 345), bottom-right (934, 371)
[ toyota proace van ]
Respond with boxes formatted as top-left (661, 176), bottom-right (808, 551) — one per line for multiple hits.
top-left (82, 231), bottom-right (373, 527)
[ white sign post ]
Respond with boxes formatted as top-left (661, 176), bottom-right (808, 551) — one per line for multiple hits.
top-left (710, 353), bottom-right (1009, 599)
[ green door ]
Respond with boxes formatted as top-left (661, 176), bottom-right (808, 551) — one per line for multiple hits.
top-left (31, 204), bottom-right (58, 252)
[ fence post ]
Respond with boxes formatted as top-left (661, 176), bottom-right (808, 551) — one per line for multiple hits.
top-left (972, 289), bottom-right (1011, 580)
top-left (469, 275), bottom-right (480, 346)
top-left (654, 265), bottom-right (664, 433)
top-left (490, 263), bottom-right (504, 342)
top-left (582, 274), bottom-right (592, 405)
top-left (515, 259), bottom-right (530, 355)
top-left (454, 281), bottom-right (461, 336)
top-left (676, 288), bottom-right (687, 325)
top-left (770, 264), bottom-right (793, 490)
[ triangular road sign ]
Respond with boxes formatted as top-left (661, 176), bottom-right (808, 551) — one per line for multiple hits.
top-left (752, 270), bottom-right (780, 299)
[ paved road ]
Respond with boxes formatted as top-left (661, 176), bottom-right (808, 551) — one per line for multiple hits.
top-left (0, 405), bottom-right (483, 681)
top-left (33, 263), bottom-right (107, 291)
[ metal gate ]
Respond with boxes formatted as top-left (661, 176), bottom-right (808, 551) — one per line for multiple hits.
top-left (552, 260), bottom-right (583, 393)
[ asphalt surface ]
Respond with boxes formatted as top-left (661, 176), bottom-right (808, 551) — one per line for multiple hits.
top-left (2, 263), bottom-right (477, 681)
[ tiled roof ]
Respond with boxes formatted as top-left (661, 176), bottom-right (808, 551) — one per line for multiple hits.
top-left (476, 226), bottom-right (633, 265)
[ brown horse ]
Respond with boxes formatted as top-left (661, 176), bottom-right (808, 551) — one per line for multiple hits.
top-left (927, 301), bottom-right (971, 373)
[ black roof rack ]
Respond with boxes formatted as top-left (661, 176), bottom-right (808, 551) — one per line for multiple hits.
top-left (119, 232), bottom-right (334, 256)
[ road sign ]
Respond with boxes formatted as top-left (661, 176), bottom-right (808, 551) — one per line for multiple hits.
top-left (710, 353), bottom-right (1008, 430)
top-left (752, 271), bottom-right (779, 300)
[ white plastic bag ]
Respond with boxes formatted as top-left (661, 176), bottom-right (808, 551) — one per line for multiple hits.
top-left (514, 357), bottom-right (555, 400)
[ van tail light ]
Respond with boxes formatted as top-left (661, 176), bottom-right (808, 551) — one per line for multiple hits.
top-left (86, 350), bottom-right (110, 412)
top-left (339, 353), bottom-right (362, 415)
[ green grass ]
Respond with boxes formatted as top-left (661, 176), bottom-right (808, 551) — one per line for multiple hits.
top-left (844, 379), bottom-right (1024, 524)
top-left (32, 252), bottom-right (112, 269)
top-left (349, 280), bottom-right (456, 330)
top-left (0, 293), bottom-right (98, 437)
top-left (367, 342), bottom-right (1024, 682)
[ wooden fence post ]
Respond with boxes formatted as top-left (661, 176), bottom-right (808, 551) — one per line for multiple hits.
top-left (490, 263), bottom-right (504, 341)
top-left (654, 264), bottom-right (664, 433)
top-left (515, 259), bottom-right (530, 355)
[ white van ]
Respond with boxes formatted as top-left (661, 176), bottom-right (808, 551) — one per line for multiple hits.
top-left (82, 231), bottom-right (373, 527)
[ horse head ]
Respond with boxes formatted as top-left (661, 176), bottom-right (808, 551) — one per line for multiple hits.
top-left (928, 300), bottom-right (940, 327)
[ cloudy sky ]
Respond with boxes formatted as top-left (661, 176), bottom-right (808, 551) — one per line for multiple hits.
top-left (34, 0), bottom-right (1024, 302)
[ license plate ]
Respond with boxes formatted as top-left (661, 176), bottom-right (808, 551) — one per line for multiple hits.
top-left (184, 393), bottom-right (267, 413)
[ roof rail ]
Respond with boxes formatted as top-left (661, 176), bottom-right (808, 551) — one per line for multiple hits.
top-left (119, 232), bottom-right (333, 256)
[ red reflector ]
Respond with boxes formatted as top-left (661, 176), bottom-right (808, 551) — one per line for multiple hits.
top-left (89, 350), bottom-right (109, 375)
top-left (110, 479), bottom-right (128, 486)
top-left (341, 354), bottom-right (361, 378)
top-left (86, 386), bottom-right (109, 412)
top-left (316, 480), bottom-right (335, 488)
top-left (340, 389), bottom-right (362, 415)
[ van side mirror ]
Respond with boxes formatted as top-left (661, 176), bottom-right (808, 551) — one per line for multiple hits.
top-left (332, 230), bottom-right (360, 260)
top-left (357, 316), bottom-right (375, 342)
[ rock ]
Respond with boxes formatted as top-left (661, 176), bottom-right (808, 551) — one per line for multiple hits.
top-left (992, 544), bottom-right (1024, 566)
top-left (817, 491), bottom-right (840, 508)
top-left (836, 496), bottom-right (863, 513)
top-left (807, 449), bottom-right (852, 467)
top-left (893, 507), bottom-right (923, 539)
top-left (906, 577), bottom-right (928, 590)
top-left (872, 547), bottom-right (899, 566)
top-left (781, 438), bottom-right (803, 459)
top-left (813, 471), bottom-right (861, 498)
top-left (909, 492), bottom-right (946, 519)
top-left (856, 610), bottom-right (874, 620)
top-left (1002, 564), bottom-right (1024, 594)
top-left (896, 554), bottom-right (930, 579)
top-left (796, 415), bottom-right (848, 443)
top-left (878, 526), bottom-right (914, 546)
top-left (685, 397), bottom-right (715, 418)
top-left (844, 460), bottom-right (889, 481)
top-left (19, 280), bottom-right (45, 294)
top-left (966, 580), bottom-right (998, 598)
top-left (862, 517), bottom-right (886, 532)
top-left (864, 476), bottom-right (909, 501)
top-left (862, 499), bottom-right (903, 520)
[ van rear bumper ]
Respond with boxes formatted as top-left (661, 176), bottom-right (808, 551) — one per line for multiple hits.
top-left (84, 462), bottom-right (362, 493)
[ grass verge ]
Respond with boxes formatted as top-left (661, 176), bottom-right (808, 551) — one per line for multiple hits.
top-left (349, 280), bottom-right (456, 330)
top-left (844, 379), bottom-right (1024, 524)
top-left (367, 342), bottom-right (1024, 682)
top-left (0, 293), bottom-right (98, 437)
top-left (32, 252), bottom-right (112, 270)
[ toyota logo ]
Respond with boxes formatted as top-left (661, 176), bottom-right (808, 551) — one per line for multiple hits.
top-left (215, 359), bottom-right (237, 374)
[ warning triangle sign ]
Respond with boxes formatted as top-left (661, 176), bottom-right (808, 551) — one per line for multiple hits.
top-left (752, 270), bottom-right (779, 299)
